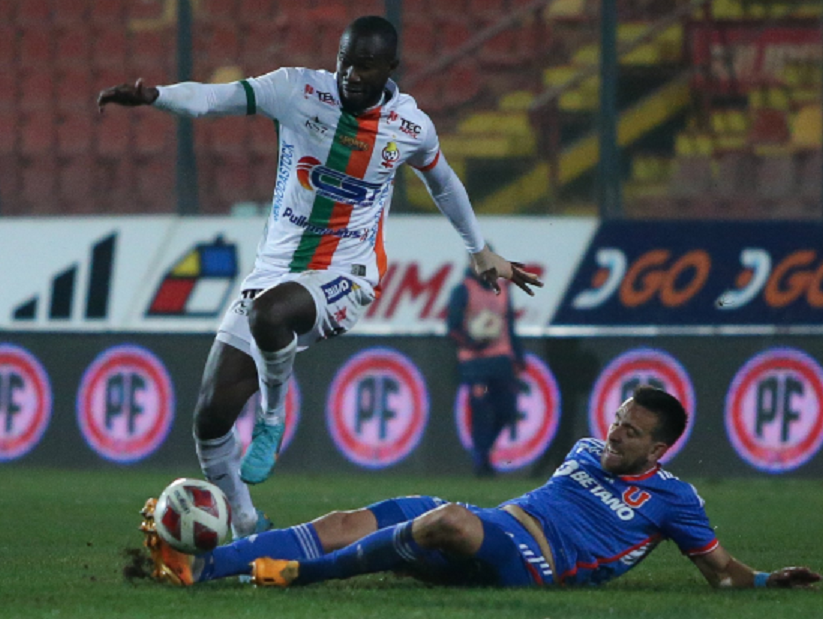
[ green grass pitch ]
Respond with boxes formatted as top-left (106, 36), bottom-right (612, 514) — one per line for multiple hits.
top-left (2, 468), bottom-right (821, 619)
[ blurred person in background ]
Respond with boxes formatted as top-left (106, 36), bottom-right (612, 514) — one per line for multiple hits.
top-left (446, 249), bottom-right (526, 477)
top-left (98, 15), bottom-right (542, 539)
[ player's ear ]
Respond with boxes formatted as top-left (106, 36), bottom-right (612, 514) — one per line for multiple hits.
top-left (649, 441), bottom-right (668, 464)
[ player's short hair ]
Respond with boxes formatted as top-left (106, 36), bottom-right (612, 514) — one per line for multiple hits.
top-left (632, 385), bottom-right (687, 446)
top-left (343, 16), bottom-right (398, 61)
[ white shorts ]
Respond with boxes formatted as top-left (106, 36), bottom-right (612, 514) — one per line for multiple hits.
top-left (216, 270), bottom-right (373, 355)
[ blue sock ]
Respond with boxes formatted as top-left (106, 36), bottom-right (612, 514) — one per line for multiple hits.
top-left (295, 520), bottom-right (435, 585)
top-left (198, 523), bottom-right (323, 581)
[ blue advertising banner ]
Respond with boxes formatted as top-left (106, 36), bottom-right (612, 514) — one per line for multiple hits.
top-left (552, 221), bottom-right (823, 333)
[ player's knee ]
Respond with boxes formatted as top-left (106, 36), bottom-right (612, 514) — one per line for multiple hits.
top-left (248, 295), bottom-right (284, 341)
top-left (415, 504), bottom-right (473, 548)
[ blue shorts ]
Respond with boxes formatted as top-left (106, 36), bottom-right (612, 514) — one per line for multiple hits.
top-left (366, 496), bottom-right (554, 587)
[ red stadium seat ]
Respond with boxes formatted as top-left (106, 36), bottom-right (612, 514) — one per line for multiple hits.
top-left (0, 0), bottom-right (17, 24)
top-left (135, 158), bottom-right (176, 212)
top-left (201, 0), bottom-right (238, 23)
top-left (56, 68), bottom-right (94, 111)
top-left (20, 72), bottom-right (55, 112)
top-left (16, 0), bottom-right (49, 25)
top-left (0, 110), bottom-right (17, 155)
top-left (58, 155), bottom-right (96, 206)
top-left (439, 20), bottom-right (473, 52)
top-left (213, 154), bottom-right (253, 206)
top-left (92, 30), bottom-right (128, 71)
top-left (57, 115), bottom-right (93, 156)
top-left (207, 117), bottom-right (250, 155)
top-left (126, 0), bottom-right (167, 22)
top-left (90, 0), bottom-right (124, 26)
top-left (52, 0), bottom-right (90, 27)
top-left (0, 71), bottom-right (18, 111)
top-left (133, 111), bottom-right (174, 156)
top-left (238, 0), bottom-right (276, 25)
top-left (444, 59), bottom-right (481, 107)
top-left (430, 0), bottom-right (469, 20)
top-left (402, 18), bottom-right (437, 61)
top-left (21, 157), bottom-right (59, 210)
top-left (249, 118), bottom-right (278, 156)
top-left (251, 155), bottom-right (277, 198)
top-left (468, 0), bottom-right (506, 18)
top-left (128, 29), bottom-right (174, 70)
top-left (0, 27), bottom-right (16, 68)
top-left (0, 155), bottom-right (22, 213)
top-left (95, 111), bottom-right (131, 157)
top-left (20, 112), bottom-right (56, 156)
top-left (20, 27), bottom-right (53, 68)
top-left (55, 30), bottom-right (92, 68)
top-left (196, 23), bottom-right (241, 68)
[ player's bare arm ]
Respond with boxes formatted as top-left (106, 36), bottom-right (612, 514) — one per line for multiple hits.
top-left (97, 78), bottom-right (159, 111)
top-left (691, 545), bottom-right (821, 589)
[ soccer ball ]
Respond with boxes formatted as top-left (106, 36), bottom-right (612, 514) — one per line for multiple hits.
top-left (154, 478), bottom-right (231, 554)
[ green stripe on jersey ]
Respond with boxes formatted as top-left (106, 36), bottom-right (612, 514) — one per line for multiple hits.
top-left (240, 80), bottom-right (256, 115)
top-left (288, 111), bottom-right (362, 272)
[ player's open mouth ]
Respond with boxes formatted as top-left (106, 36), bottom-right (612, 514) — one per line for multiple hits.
top-left (606, 444), bottom-right (621, 456)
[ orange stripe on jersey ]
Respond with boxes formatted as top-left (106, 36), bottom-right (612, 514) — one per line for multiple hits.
top-left (307, 109), bottom-right (381, 271)
top-left (373, 209), bottom-right (388, 298)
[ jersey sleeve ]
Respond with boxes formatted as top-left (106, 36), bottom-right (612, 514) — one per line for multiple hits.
top-left (661, 483), bottom-right (718, 557)
top-left (241, 67), bottom-right (299, 121)
top-left (406, 114), bottom-right (441, 171)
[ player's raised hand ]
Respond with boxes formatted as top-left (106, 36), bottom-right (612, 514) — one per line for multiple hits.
top-left (767, 566), bottom-right (821, 589)
top-left (470, 245), bottom-right (544, 296)
top-left (97, 78), bottom-right (159, 113)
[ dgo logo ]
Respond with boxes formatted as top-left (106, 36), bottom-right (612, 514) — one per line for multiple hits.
top-left (326, 347), bottom-right (428, 468)
top-left (0, 344), bottom-right (52, 461)
top-left (589, 348), bottom-right (695, 463)
top-left (77, 344), bottom-right (174, 463)
top-left (725, 347), bottom-right (823, 473)
top-left (236, 375), bottom-right (301, 455)
top-left (454, 353), bottom-right (561, 471)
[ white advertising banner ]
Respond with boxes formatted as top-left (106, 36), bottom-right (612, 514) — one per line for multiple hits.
top-left (0, 215), bottom-right (597, 335)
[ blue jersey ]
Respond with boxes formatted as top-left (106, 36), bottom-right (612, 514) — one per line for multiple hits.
top-left (502, 439), bottom-right (718, 586)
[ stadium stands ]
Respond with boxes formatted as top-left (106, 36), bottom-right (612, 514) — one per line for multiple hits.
top-left (0, 0), bottom-right (819, 217)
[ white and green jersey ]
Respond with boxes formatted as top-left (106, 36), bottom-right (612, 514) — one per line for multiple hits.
top-left (233, 68), bottom-right (441, 297)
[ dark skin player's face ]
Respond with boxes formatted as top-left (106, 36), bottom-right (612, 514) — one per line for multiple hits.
top-left (336, 32), bottom-right (398, 115)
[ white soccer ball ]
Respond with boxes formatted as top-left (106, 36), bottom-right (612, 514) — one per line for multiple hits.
top-left (154, 478), bottom-right (231, 554)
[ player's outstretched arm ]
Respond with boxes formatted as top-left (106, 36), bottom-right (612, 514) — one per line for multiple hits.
top-left (97, 78), bottom-right (159, 111)
top-left (471, 244), bottom-right (543, 297)
top-left (691, 545), bottom-right (821, 589)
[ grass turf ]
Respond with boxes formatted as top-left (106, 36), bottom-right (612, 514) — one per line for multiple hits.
top-left (1, 469), bottom-right (820, 619)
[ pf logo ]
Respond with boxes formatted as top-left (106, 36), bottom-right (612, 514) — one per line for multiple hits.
top-left (77, 345), bottom-right (174, 463)
top-left (455, 353), bottom-right (561, 472)
top-left (0, 344), bottom-right (52, 461)
top-left (725, 348), bottom-right (823, 473)
top-left (326, 347), bottom-right (428, 469)
top-left (236, 375), bottom-right (301, 455)
top-left (589, 348), bottom-right (695, 463)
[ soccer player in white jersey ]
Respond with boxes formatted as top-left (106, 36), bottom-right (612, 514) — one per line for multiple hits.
top-left (98, 16), bottom-right (543, 538)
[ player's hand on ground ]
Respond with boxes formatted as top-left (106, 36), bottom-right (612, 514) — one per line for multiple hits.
top-left (97, 78), bottom-right (159, 112)
top-left (471, 245), bottom-right (544, 296)
top-left (767, 566), bottom-right (821, 588)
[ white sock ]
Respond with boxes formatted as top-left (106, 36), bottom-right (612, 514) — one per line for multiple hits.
top-left (195, 429), bottom-right (257, 537)
top-left (249, 333), bottom-right (297, 427)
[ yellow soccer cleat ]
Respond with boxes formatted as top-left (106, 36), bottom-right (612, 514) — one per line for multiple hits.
top-left (139, 497), bottom-right (196, 586)
top-left (250, 558), bottom-right (300, 587)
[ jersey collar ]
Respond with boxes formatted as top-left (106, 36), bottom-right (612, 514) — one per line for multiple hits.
top-left (619, 464), bottom-right (660, 482)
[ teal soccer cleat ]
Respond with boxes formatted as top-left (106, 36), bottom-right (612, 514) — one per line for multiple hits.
top-left (240, 419), bottom-right (285, 485)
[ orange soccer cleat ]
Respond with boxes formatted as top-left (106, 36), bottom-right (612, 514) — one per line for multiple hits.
top-left (139, 498), bottom-right (196, 586)
top-left (250, 558), bottom-right (300, 587)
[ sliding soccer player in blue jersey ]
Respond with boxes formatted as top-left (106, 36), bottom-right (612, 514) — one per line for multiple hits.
top-left (139, 386), bottom-right (820, 589)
